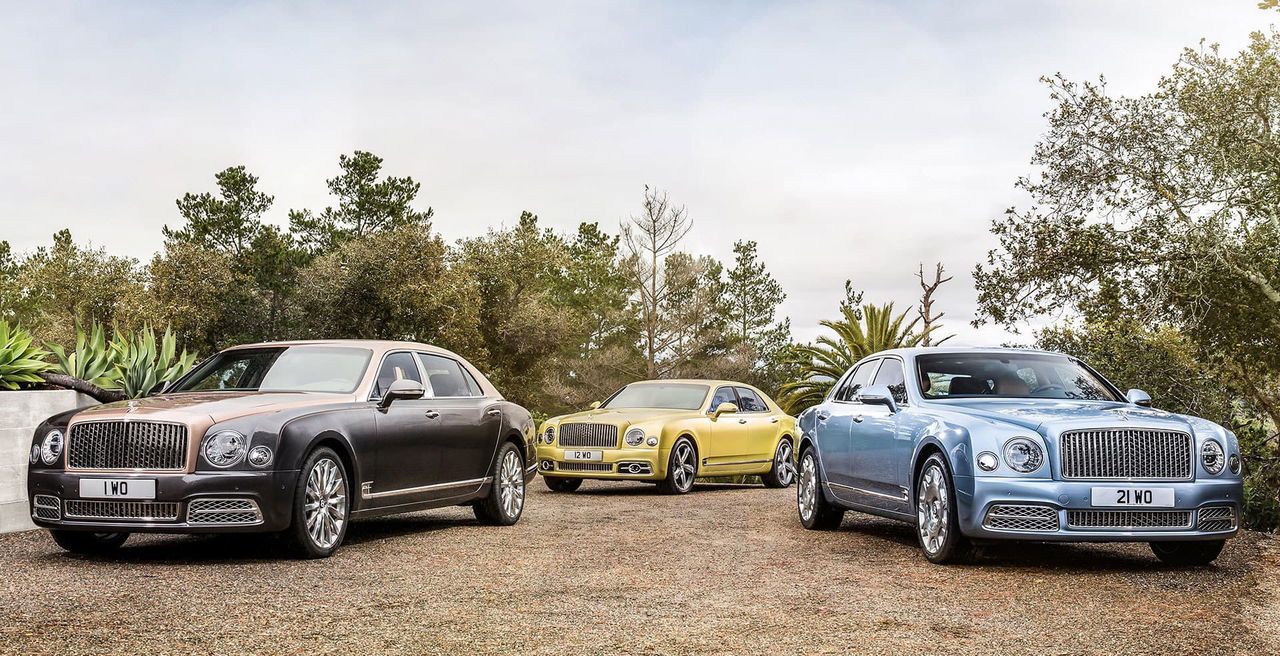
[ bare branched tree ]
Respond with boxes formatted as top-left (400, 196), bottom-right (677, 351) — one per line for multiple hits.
top-left (622, 186), bottom-right (693, 378)
top-left (917, 262), bottom-right (955, 347)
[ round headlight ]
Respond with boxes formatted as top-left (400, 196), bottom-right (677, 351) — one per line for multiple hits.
top-left (203, 430), bottom-right (247, 468)
top-left (624, 428), bottom-right (645, 447)
top-left (647, 436), bottom-right (659, 447)
top-left (40, 429), bottom-right (64, 465)
top-left (30, 442), bottom-right (41, 464)
top-left (543, 426), bottom-right (555, 444)
top-left (247, 445), bottom-right (273, 468)
top-left (1229, 453), bottom-right (1241, 474)
top-left (1003, 438), bottom-right (1043, 473)
top-left (1201, 439), bottom-right (1225, 475)
top-left (976, 451), bottom-right (999, 472)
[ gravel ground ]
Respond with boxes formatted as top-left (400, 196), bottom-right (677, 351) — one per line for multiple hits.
top-left (0, 481), bottom-right (1275, 656)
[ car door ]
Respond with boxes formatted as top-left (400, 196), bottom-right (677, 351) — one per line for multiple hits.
top-left (816, 359), bottom-right (879, 493)
top-left (849, 356), bottom-right (909, 511)
top-left (733, 386), bottom-right (778, 462)
top-left (416, 352), bottom-right (501, 486)
top-left (705, 385), bottom-right (755, 464)
top-left (371, 351), bottom-right (440, 500)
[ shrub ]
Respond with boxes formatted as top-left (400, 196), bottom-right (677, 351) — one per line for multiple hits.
top-left (107, 325), bottom-right (196, 398)
top-left (47, 323), bottom-right (115, 388)
top-left (1237, 423), bottom-right (1280, 532)
top-left (0, 321), bottom-right (52, 390)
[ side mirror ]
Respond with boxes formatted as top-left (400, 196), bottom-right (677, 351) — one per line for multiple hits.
top-left (589, 401), bottom-right (601, 410)
top-left (711, 402), bottom-right (738, 419)
top-left (858, 384), bottom-right (898, 413)
top-left (1126, 389), bottom-right (1152, 407)
top-left (379, 378), bottom-right (425, 408)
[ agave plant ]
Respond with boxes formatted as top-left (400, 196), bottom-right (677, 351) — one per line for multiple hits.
top-left (777, 302), bottom-right (934, 414)
top-left (47, 322), bottom-right (116, 388)
top-left (106, 325), bottom-right (197, 398)
top-left (0, 321), bottom-right (53, 390)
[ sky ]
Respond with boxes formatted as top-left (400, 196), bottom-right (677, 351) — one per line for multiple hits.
top-left (0, 1), bottom-right (1272, 346)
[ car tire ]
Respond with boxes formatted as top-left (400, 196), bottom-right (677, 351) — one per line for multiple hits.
top-left (49, 530), bottom-right (129, 555)
top-left (1150, 540), bottom-right (1226, 566)
top-left (656, 437), bottom-right (697, 494)
top-left (796, 446), bottom-right (844, 530)
top-left (761, 438), bottom-right (796, 488)
top-left (474, 442), bottom-right (526, 526)
top-left (915, 453), bottom-right (971, 564)
top-left (543, 476), bottom-right (583, 493)
top-left (283, 447), bottom-right (350, 559)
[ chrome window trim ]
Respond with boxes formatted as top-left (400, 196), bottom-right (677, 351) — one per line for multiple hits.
top-left (361, 476), bottom-right (492, 500)
top-left (415, 352), bottom-right (487, 399)
top-left (825, 480), bottom-right (908, 501)
top-left (367, 349), bottom-right (429, 402)
top-left (831, 358), bottom-right (886, 406)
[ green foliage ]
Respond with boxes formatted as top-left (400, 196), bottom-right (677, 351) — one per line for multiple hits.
top-left (106, 326), bottom-right (196, 399)
top-left (0, 321), bottom-right (52, 390)
top-left (778, 302), bottom-right (932, 414)
top-left (47, 323), bottom-right (114, 387)
top-left (723, 240), bottom-right (795, 394)
top-left (289, 151), bottom-right (434, 254)
top-left (1237, 423), bottom-right (1280, 531)
top-left (165, 165), bottom-right (275, 255)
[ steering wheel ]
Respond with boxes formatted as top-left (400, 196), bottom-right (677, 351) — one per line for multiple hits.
top-left (1030, 384), bottom-right (1065, 395)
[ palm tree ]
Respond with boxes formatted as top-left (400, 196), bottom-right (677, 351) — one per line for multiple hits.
top-left (778, 302), bottom-right (933, 414)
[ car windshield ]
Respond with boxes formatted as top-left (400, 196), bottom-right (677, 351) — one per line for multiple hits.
top-left (601, 383), bottom-right (710, 410)
top-left (170, 346), bottom-right (372, 394)
top-left (916, 353), bottom-right (1121, 402)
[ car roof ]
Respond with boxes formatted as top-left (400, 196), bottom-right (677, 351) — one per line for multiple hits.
top-left (626, 378), bottom-right (752, 388)
top-left (870, 346), bottom-right (1068, 359)
top-left (226, 339), bottom-right (453, 354)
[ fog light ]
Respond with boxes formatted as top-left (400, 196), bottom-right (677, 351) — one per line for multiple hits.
top-left (1229, 454), bottom-right (1241, 474)
top-left (247, 446), bottom-right (273, 468)
top-left (30, 443), bottom-right (40, 464)
top-left (976, 452), bottom-right (998, 472)
top-left (647, 436), bottom-right (658, 447)
top-left (540, 460), bottom-right (554, 471)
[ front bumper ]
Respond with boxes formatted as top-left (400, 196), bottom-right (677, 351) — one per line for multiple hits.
top-left (535, 445), bottom-right (666, 480)
top-left (958, 476), bottom-right (1243, 542)
top-left (28, 469), bottom-right (298, 533)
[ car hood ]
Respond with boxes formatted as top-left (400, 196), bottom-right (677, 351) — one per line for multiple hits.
top-left (553, 407), bottom-right (702, 426)
top-left (71, 391), bottom-right (356, 425)
top-left (928, 398), bottom-right (1196, 434)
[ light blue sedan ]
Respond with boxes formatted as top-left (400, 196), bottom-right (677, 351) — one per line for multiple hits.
top-left (795, 347), bottom-right (1244, 565)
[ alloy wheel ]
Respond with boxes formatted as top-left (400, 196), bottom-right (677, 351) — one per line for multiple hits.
top-left (671, 442), bottom-right (696, 491)
top-left (304, 457), bottom-right (347, 550)
top-left (916, 463), bottom-right (949, 555)
top-left (498, 448), bottom-right (525, 519)
top-left (797, 453), bottom-right (817, 521)
top-left (775, 441), bottom-right (796, 486)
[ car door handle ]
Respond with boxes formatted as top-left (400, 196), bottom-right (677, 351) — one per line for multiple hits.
top-left (770, 417), bottom-right (779, 423)
top-left (738, 418), bottom-right (747, 424)
top-left (853, 415), bottom-right (864, 423)
top-left (485, 409), bottom-right (501, 416)
top-left (424, 411), bottom-right (440, 419)
top-left (816, 411), bottom-right (830, 421)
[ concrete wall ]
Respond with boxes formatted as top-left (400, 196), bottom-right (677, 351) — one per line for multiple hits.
top-left (0, 391), bottom-right (97, 533)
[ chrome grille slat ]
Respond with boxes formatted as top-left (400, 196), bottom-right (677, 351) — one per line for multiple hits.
top-left (1067, 510), bottom-right (1192, 529)
top-left (63, 500), bottom-right (180, 521)
top-left (558, 423), bottom-right (619, 448)
top-left (187, 498), bottom-right (262, 525)
top-left (33, 495), bottom-right (61, 520)
top-left (1059, 428), bottom-right (1192, 480)
top-left (68, 421), bottom-right (188, 471)
top-left (1197, 506), bottom-right (1237, 532)
top-left (983, 504), bottom-right (1058, 532)
top-left (555, 461), bottom-right (614, 472)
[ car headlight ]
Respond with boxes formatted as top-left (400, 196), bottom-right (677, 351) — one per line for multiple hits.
top-left (1201, 439), bottom-right (1225, 475)
top-left (203, 430), bottom-right (247, 468)
top-left (247, 445), bottom-right (273, 468)
top-left (30, 443), bottom-right (40, 464)
top-left (40, 429), bottom-right (64, 465)
top-left (624, 428), bottom-right (645, 447)
top-left (976, 451), bottom-right (999, 472)
top-left (543, 426), bottom-right (555, 444)
top-left (1003, 438), bottom-right (1043, 473)
top-left (1229, 453), bottom-right (1241, 474)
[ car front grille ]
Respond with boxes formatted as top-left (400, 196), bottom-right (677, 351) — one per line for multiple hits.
top-left (1066, 510), bottom-right (1192, 530)
top-left (1059, 428), bottom-right (1192, 480)
top-left (1197, 506), bottom-right (1237, 532)
top-left (32, 495), bottom-right (61, 520)
top-left (983, 504), bottom-right (1059, 532)
top-left (557, 423), bottom-right (619, 448)
top-left (555, 461), bottom-right (614, 472)
top-left (63, 500), bottom-right (181, 521)
top-left (187, 498), bottom-right (262, 525)
top-left (68, 421), bottom-right (188, 471)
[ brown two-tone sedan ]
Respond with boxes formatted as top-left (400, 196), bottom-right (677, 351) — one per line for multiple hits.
top-left (27, 340), bottom-right (536, 558)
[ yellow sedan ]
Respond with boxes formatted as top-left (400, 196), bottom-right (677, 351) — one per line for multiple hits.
top-left (535, 380), bottom-right (797, 494)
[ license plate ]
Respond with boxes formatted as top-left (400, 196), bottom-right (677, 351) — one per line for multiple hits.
top-left (563, 450), bottom-right (603, 462)
top-left (1090, 487), bottom-right (1174, 507)
top-left (79, 479), bottom-right (156, 499)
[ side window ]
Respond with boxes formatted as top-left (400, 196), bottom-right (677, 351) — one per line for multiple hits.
top-left (372, 352), bottom-right (422, 399)
top-left (733, 387), bottom-right (768, 413)
top-left (709, 386), bottom-right (738, 410)
top-left (835, 360), bottom-right (878, 402)
top-left (872, 359), bottom-right (908, 405)
top-left (418, 353), bottom-right (481, 398)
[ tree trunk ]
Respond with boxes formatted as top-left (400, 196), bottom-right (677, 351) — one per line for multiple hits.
top-left (37, 372), bottom-right (127, 404)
